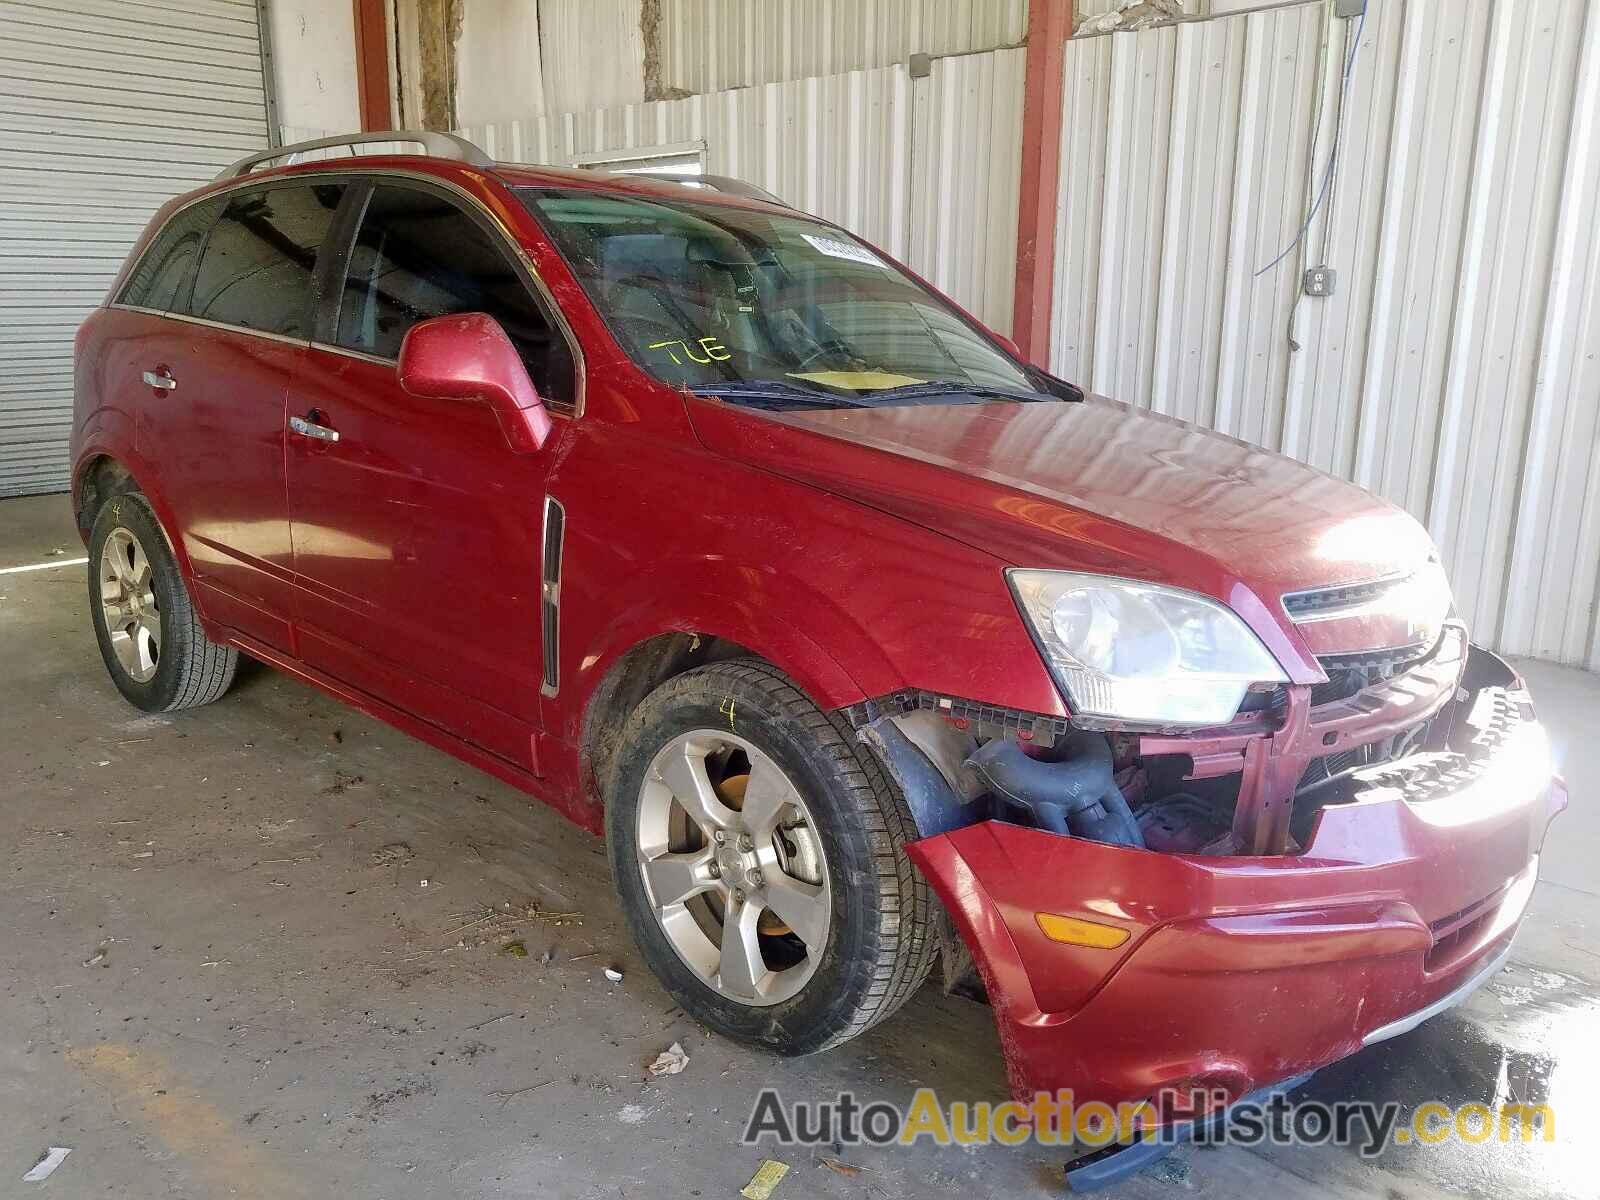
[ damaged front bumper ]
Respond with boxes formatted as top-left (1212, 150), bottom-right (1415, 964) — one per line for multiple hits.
top-left (899, 646), bottom-right (1567, 1133)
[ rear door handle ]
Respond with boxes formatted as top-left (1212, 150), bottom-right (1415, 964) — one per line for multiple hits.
top-left (141, 369), bottom-right (177, 392)
top-left (289, 413), bottom-right (340, 443)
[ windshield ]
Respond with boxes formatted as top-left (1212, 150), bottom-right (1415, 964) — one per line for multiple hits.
top-left (518, 187), bottom-right (1063, 409)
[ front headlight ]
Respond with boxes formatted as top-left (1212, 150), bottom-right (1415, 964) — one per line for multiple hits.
top-left (1007, 570), bottom-right (1288, 727)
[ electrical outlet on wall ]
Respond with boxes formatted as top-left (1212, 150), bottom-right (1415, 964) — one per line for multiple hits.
top-left (1303, 266), bottom-right (1338, 298)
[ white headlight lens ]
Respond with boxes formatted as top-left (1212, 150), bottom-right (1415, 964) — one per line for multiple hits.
top-left (1010, 571), bottom-right (1288, 727)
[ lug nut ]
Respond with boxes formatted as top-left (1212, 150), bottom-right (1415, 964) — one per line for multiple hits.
top-left (747, 869), bottom-right (764, 888)
top-left (737, 834), bottom-right (755, 852)
top-left (732, 888), bottom-right (746, 905)
top-left (707, 862), bottom-right (722, 879)
top-left (713, 830), bottom-right (726, 845)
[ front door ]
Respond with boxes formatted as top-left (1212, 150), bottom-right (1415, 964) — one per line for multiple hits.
top-left (132, 181), bottom-right (347, 651)
top-left (285, 180), bottom-right (579, 772)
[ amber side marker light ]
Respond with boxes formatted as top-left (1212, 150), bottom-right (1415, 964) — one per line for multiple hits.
top-left (1035, 913), bottom-right (1131, 949)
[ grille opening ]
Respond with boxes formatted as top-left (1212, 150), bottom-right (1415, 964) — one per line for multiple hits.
top-left (1425, 890), bottom-right (1503, 971)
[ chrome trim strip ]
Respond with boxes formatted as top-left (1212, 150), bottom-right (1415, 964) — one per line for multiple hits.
top-left (539, 495), bottom-right (566, 697)
top-left (1360, 939), bottom-right (1514, 1047)
top-left (308, 341), bottom-right (395, 368)
top-left (1282, 571), bottom-right (1411, 624)
top-left (115, 167), bottom-right (588, 418)
top-left (107, 304), bottom-right (311, 349)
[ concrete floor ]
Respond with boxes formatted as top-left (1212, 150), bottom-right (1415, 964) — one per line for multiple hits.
top-left (1, 490), bottom-right (1595, 1199)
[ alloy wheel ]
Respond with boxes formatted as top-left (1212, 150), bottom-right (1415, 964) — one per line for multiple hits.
top-left (99, 527), bottom-right (160, 683)
top-left (636, 730), bottom-right (832, 1006)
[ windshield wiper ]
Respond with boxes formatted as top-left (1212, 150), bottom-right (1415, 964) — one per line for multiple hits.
top-left (854, 381), bottom-right (1062, 404)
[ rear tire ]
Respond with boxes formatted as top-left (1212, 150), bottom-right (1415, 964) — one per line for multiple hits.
top-left (87, 491), bottom-right (237, 712)
top-left (607, 658), bottom-right (936, 1055)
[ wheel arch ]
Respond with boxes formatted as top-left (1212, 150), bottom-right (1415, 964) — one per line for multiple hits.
top-left (75, 453), bottom-right (134, 538)
top-left (73, 449), bottom-right (202, 601)
top-left (569, 588), bottom-right (893, 813)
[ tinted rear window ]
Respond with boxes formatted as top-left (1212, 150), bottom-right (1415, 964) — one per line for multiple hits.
top-left (118, 198), bottom-right (225, 312)
top-left (186, 183), bottom-right (346, 337)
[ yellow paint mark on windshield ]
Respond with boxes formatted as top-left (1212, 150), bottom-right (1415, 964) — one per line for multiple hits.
top-left (787, 370), bottom-right (926, 391)
top-left (649, 336), bottom-right (732, 365)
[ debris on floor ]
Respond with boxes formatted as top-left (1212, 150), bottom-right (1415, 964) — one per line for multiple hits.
top-left (22, 1147), bottom-right (72, 1183)
top-left (740, 1159), bottom-right (790, 1200)
top-left (604, 967), bottom-right (623, 983)
top-left (819, 1157), bottom-right (863, 1177)
top-left (499, 940), bottom-right (528, 958)
top-left (646, 1041), bottom-right (689, 1076)
top-left (369, 842), bottom-right (413, 867)
top-left (488, 1080), bottom-right (552, 1104)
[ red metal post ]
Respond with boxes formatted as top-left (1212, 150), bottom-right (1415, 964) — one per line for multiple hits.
top-left (1011, 0), bottom-right (1074, 366)
top-left (352, 0), bottom-right (393, 132)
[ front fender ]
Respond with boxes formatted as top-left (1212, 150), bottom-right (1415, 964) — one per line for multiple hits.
top-left (559, 566), bottom-right (893, 744)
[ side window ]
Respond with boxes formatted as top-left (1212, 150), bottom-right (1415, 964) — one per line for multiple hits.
top-left (186, 183), bottom-right (346, 337)
top-left (334, 184), bottom-right (576, 409)
top-left (117, 198), bottom-right (225, 312)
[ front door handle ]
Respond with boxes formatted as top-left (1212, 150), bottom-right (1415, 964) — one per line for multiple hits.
top-left (141, 369), bottom-right (177, 392)
top-left (289, 413), bottom-right (340, 443)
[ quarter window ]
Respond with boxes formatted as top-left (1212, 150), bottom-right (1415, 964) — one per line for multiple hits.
top-left (187, 183), bottom-right (346, 337)
top-left (333, 184), bottom-right (575, 408)
top-left (117, 198), bottom-right (225, 313)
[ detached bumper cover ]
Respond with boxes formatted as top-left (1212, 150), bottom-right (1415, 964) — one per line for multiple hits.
top-left (906, 687), bottom-right (1567, 1113)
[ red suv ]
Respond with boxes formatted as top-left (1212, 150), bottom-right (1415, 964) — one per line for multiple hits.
top-left (72, 132), bottom-right (1563, 1174)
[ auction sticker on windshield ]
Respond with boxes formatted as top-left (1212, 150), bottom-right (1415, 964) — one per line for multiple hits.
top-left (801, 233), bottom-right (886, 268)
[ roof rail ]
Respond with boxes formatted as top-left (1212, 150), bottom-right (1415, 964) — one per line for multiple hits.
top-left (216, 131), bottom-right (494, 181)
top-left (640, 172), bottom-right (789, 207)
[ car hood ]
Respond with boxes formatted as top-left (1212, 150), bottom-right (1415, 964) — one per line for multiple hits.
top-left (686, 393), bottom-right (1444, 672)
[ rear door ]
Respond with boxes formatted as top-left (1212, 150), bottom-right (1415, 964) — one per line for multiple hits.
top-left (286, 177), bottom-right (579, 771)
top-left (134, 180), bottom-right (347, 650)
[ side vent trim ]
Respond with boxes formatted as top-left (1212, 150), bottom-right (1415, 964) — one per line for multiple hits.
top-left (540, 495), bottom-right (566, 696)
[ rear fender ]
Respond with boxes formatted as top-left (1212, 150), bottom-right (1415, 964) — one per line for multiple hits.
top-left (72, 433), bottom-right (210, 628)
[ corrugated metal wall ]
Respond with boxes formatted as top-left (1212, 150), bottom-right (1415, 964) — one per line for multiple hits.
top-left (539, 0), bottom-right (645, 115)
top-left (0, 0), bottom-right (272, 497)
top-left (655, 0), bottom-right (1026, 97)
top-left (1050, 0), bottom-right (1600, 668)
top-left (461, 46), bottom-right (1025, 328)
top-left (908, 47), bottom-right (1025, 333)
top-left (463, 66), bottom-right (913, 258)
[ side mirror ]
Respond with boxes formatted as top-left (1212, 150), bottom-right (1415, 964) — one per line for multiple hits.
top-left (397, 313), bottom-right (554, 453)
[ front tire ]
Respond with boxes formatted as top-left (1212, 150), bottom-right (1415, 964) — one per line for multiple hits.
top-left (607, 659), bottom-right (935, 1055)
top-left (88, 491), bottom-right (237, 712)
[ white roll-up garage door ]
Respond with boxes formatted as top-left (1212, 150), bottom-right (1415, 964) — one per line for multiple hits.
top-left (0, 0), bottom-right (274, 497)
